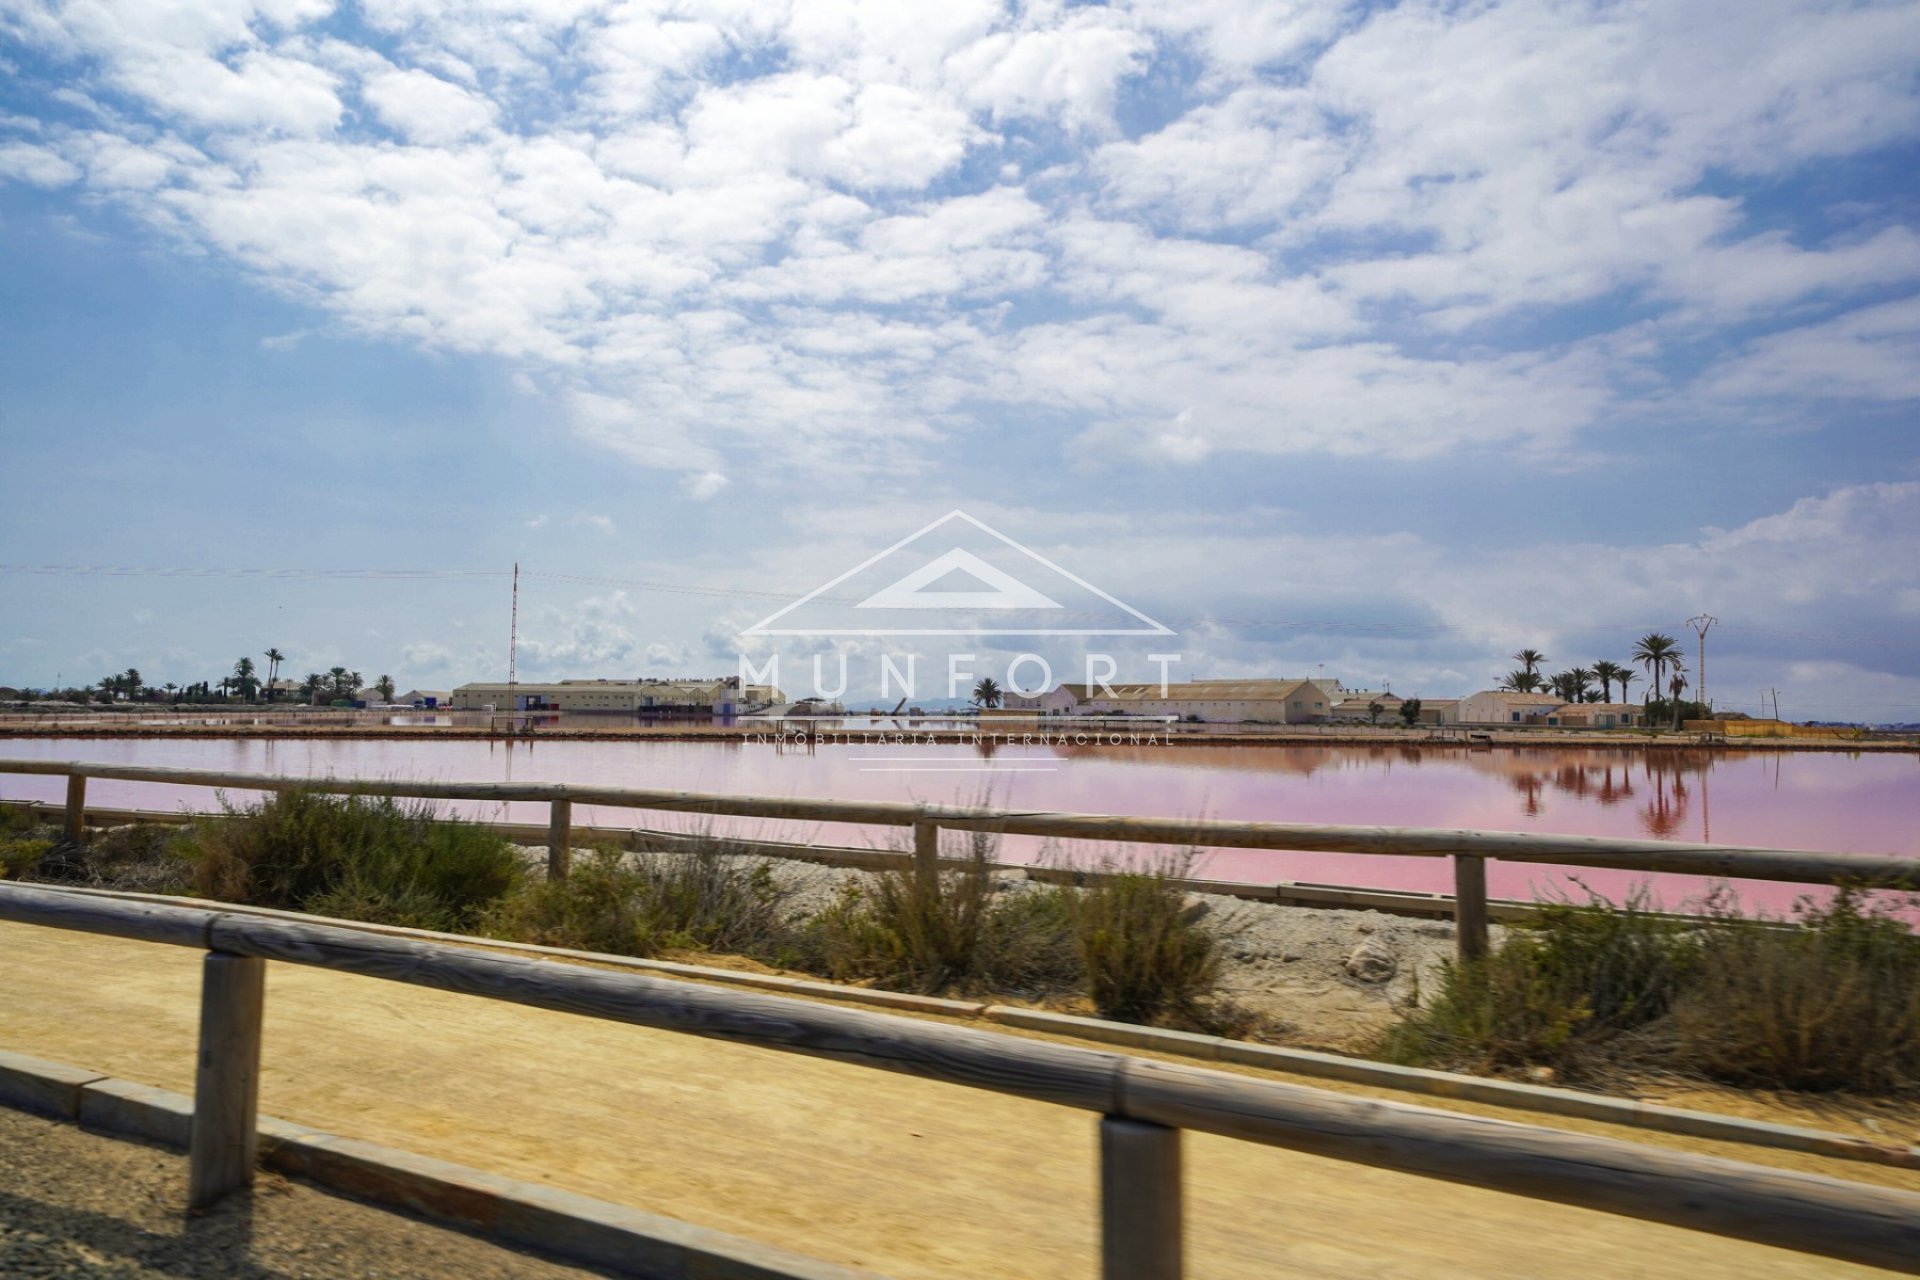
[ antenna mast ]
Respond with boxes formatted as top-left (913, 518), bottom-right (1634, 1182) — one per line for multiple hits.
top-left (509, 562), bottom-right (520, 703)
top-left (1686, 614), bottom-right (1716, 710)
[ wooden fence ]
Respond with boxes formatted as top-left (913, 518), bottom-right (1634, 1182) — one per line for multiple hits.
top-left (1, 882), bottom-right (1917, 1277)
top-left (3, 757), bottom-right (1916, 967)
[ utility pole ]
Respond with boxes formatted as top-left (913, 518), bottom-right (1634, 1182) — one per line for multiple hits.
top-left (1686, 614), bottom-right (1716, 711)
top-left (508, 562), bottom-right (520, 712)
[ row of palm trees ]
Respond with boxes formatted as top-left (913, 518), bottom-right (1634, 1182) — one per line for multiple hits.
top-left (1498, 633), bottom-right (1695, 728)
top-left (95, 651), bottom-right (394, 706)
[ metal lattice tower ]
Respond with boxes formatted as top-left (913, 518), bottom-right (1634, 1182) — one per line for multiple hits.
top-left (1687, 614), bottom-right (1716, 709)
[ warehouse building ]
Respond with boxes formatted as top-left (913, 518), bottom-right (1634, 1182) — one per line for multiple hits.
top-left (450, 677), bottom-right (781, 714)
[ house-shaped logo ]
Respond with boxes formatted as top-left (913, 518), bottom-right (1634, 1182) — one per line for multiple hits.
top-left (743, 511), bottom-right (1172, 637)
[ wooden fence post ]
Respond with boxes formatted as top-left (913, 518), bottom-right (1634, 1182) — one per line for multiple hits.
top-left (63, 773), bottom-right (86, 844)
top-left (1100, 1115), bottom-right (1182, 1280)
top-left (913, 819), bottom-right (939, 887)
top-left (1453, 854), bottom-right (1490, 964)
top-left (188, 952), bottom-right (265, 1210)
top-left (548, 798), bottom-right (573, 881)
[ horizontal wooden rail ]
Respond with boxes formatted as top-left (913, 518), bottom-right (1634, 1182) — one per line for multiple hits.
top-left (1, 883), bottom-right (1917, 1274)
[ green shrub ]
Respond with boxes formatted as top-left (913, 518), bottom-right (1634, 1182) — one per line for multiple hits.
top-left (483, 846), bottom-right (796, 960)
top-left (0, 837), bottom-right (53, 881)
top-left (797, 836), bottom-right (1080, 997)
top-left (0, 804), bottom-right (44, 838)
top-left (1380, 884), bottom-right (1920, 1095)
top-left (1378, 889), bottom-right (1698, 1078)
top-left (1070, 858), bottom-right (1226, 1030)
top-left (179, 790), bottom-right (523, 931)
top-left (1672, 888), bottom-right (1920, 1093)
top-left (483, 850), bottom-right (659, 955)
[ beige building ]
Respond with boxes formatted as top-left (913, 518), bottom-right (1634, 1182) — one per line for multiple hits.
top-left (1553, 702), bottom-right (1644, 728)
top-left (451, 678), bottom-right (781, 714)
top-left (1004, 678), bottom-right (1336, 724)
top-left (1455, 690), bottom-right (1569, 725)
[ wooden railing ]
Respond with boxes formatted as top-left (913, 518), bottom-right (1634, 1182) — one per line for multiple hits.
top-left (3, 757), bottom-right (1916, 966)
top-left (1, 882), bottom-right (1917, 1277)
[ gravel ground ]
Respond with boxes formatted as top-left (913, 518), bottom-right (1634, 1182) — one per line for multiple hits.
top-left (0, 1108), bottom-right (610, 1280)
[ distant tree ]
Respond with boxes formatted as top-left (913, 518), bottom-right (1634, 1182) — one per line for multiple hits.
top-left (327, 667), bottom-right (352, 699)
top-left (264, 648), bottom-right (285, 700)
top-left (1666, 662), bottom-right (1689, 729)
top-left (1591, 660), bottom-right (1627, 702)
top-left (1367, 699), bottom-right (1384, 725)
top-left (233, 656), bottom-right (258, 702)
top-left (302, 672), bottom-right (325, 704)
top-left (123, 668), bottom-right (142, 701)
top-left (1399, 697), bottom-right (1423, 727)
top-left (163, 682), bottom-right (179, 702)
top-left (375, 674), bottom-right (396, 703)
top-left (97, 675), bottom-right (119, 702)
top-left (1632, 633), bottom-right (1681, 725)
top-left (1568, 666), bottom-right (1595, 702)
top-left (1499, 669), bottom-right (1545, 693)
top-left (1512, 648), bottom-right (1547, 677)
top-left (972, 676), bottom-right (1002, 709)
top-left (1615, 667), bottom-right (1636, 704)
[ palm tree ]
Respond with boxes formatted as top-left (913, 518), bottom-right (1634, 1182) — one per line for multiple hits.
top-left (327, 666), bottom-right (351, 700)
top-left (1568, 666), bottom-right (1595, 702)
top-left (302, 673), bottom-right (325, 704)
top-left (375, 674), bottom-right (396, 703)
top-left (1512, 648), bottom-right (1547, 678)
top-left (1615, 667), bottom-right (1635, 704)
top-left (1631, 633), bottom-right (1680, 725)
top-left (1367, 699), bottom-right (1383, 725)
top-left (233, 656), bottom-right (258, 703)
top-left (263, 648), bottom-right (285, 701)
top-left (97, 675), bottom-right (119, 702)
top-left (1591, 660), bottom-right (1626, 702)
top-left (1499, 669), bottom-right (1545, 693)
top-left (123, 668), bottom-right (142, 701)
top-left (972, 676), bottom-right (1002, 709)
top-left (163, 682), bottom-right (178, 702)
top-left (1665, 657), bottom-right (1689, 729)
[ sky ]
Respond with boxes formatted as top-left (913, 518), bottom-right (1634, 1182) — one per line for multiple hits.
top-left (0, 0), bottom-right (1916, 721)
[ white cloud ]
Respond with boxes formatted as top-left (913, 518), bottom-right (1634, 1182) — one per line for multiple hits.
top-left (681, 470), bottom-right (729, 500)
top-left (571, 512), bottom-right (617, 535)
top-left (361, 67), bottom-right (495, 144)
top-left (2, 0), bottom-right (1915, 489)
top-left (0, 140), bottom-right (80, 186)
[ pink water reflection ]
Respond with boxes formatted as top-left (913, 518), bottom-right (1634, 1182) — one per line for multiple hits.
top-left (2, 737), bottom-right (1914, 914)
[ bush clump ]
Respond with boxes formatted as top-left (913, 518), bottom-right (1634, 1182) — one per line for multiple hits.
top-left (0, 805), bottom-right (54, 880)
top-left (1673, 889), bottom-right (1920, 1093)
top-left (1380, 884), bottom-right (1920, 1094)
top-left (795, 840), bottom-right (1241, 1030)
top-left (799, 837), bottom-right (1081, 997)
top-left (179, 790), bottom-right (524, 932)
top-left (484, 846), bottom-right (796, 960)
top-left (1070, 858), bottom-right (1228, 1030)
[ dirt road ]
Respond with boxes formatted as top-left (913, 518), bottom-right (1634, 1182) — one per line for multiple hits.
top-left (2, 920), bottom-right (1909, 1279)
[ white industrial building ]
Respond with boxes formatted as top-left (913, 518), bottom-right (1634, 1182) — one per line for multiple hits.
top-left (450, 678), bottom-right (781, 714)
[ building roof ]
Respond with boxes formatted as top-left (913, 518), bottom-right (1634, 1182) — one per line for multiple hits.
top-left (1474, 691), bottom-right (1567, 704)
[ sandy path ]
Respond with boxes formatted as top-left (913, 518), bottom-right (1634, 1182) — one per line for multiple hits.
top-left (1, 920), bottom-right (1908, 1279)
